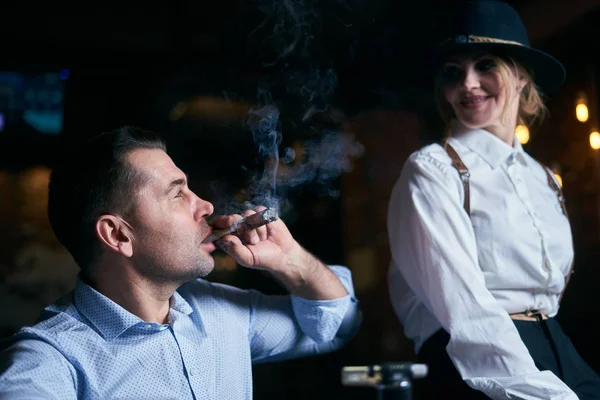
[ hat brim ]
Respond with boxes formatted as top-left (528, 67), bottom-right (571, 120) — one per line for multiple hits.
top-left (432, 42), bottom-right (566, 93)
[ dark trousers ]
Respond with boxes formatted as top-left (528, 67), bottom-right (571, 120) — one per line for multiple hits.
top-left (416, 319), bottom-right (600, 399)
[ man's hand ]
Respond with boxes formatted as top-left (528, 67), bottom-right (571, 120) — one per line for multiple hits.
top-left (211, 206), bottom-right (301, 273)
top-left (211, 206), bottom-right (347, 300)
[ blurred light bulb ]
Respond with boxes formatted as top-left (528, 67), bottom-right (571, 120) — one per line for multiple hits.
top-left (554, 173), bottom-right (563, 187)
top-left (515, 124), bottom-right (530, 144)
top-left (576, 103), bottom-right (589, 122)
top-left (590, 131), bottom-right (600, 150)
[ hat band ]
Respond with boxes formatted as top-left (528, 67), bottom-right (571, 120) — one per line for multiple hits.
top-left (439, 34), bottom-right (526, 47)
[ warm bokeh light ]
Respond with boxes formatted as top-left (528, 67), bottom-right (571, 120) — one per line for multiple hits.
top-left (554, 173), bottom-right (563, 187)
top-left (213, 254), bottom-right (237, 272)
top-left (169, 96), bottom-right (251, 121)
top-left (590, 131), bottom-right (600, 150)
top-left (576, 103), bottom-right (589, 122)
top-left (515, 124), bottom-right (530, 144)
top-left (576, 91), bottom-right (589, 123)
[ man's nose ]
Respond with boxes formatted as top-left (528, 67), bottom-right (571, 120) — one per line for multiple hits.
top-left (193, 195), bottom-right (214, 222)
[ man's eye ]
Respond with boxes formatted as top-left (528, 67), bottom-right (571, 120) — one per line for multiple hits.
top-left (475, 59), bottom-right (496, 72)
top-left (175, 190), bottom-right (183, 198)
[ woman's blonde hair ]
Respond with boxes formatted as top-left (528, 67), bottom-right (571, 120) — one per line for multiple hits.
top-left (434, 54), bottom-right (547, 134)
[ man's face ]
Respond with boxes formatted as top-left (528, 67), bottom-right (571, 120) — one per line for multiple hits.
top-left (126, 148), bottom-right (216, 284)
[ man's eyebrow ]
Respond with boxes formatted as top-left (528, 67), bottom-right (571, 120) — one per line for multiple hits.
top-left (165, 174), bottom-right (188, 195)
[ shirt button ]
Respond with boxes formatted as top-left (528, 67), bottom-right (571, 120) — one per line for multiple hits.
top-left (145, 324), bottom-right (152, 329)
top-left (189, 369), bottom-right (195, 376)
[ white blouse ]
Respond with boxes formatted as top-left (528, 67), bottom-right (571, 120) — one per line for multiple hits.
top-left (387, 123), bottom-right (577, 399)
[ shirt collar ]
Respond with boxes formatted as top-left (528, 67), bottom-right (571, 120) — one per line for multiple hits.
top-left (450, 120), bottom-right (528, 168)
top-left (74, 276), bottom-right (193, 341)
top-left (512, 138), bottom-right (528, 166)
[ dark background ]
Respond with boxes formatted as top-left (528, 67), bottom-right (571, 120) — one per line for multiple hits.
top-left (1, 0), bottom-right (600, 398)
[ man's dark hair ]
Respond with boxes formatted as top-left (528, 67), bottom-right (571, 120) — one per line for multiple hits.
top-left (48, 126), bottom-right (167, 271)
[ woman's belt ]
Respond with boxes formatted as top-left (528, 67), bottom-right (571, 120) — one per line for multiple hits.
top-left (510, 310), bottom-right (549, 321)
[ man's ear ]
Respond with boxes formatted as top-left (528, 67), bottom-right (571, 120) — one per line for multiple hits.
top-left (95, 215), bottom-right (135, 258)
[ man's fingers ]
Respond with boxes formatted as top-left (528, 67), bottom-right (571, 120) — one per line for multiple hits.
top-left (240, 209), bottom-right (260, 244)
top-left (211, 214), bottom-right (243, 229)
top-left (217, 235), bottom-right (254, 266)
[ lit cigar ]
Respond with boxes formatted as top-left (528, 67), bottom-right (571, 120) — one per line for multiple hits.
top-left (203, 208), bottom-right (279, 243)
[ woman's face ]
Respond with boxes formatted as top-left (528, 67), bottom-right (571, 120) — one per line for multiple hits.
top-left (441, 53), bottom-right (522, 131)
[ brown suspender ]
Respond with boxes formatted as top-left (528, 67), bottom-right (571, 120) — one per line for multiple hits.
top-left (444, 141), bottom-right (471, 216)
top-left (443, 141), bottom-right (574, 303)
top-left (541, 166), bottom-right (574, 302)
top-left (542, 167), bottom-right (569, 218)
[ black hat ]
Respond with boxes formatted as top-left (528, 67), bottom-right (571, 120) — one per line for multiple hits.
top-left (432, 0), bottom-right (565, 93)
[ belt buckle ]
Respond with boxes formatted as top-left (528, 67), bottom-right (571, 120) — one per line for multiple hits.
top-left (524, 309), bottom-right (545, 320)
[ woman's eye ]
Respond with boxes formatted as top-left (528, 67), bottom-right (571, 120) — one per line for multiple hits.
top-left (475, 59), bottom-right (496, 72)
top-left (441, 66), bottom-right (462, 82)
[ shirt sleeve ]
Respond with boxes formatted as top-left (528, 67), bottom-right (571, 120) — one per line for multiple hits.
top-left (0, 337), bottom-right (78, 399)
top-left (388, 154), bottom-right (577, 400)
top-left (250, 265), bottom-right (362, 364)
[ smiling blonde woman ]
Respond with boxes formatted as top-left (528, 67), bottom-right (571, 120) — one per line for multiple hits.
top-left (387, 1), bottom-right (600, 399)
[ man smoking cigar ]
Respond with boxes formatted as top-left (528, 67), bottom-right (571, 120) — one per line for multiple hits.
top-left (0, 126), bottom-right (362, 399)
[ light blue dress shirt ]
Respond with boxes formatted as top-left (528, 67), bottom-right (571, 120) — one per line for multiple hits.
top-left (0, 265), bottom-right (360, 399)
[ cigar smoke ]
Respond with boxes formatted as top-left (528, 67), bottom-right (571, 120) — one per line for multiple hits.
top-left (209, 0), bottom-right (364, 217)
top-left (245, 1), bottom-right (362, 211)
top-left (248, 100), bottom-right (281, 211)
top-left (204, 207), bottom-right (279, 243)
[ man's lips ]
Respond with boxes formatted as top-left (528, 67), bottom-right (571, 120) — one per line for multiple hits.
top-left (200, 228), bottom-right (216, 252)
top-left (200, 241), bottom-right (216, 252)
